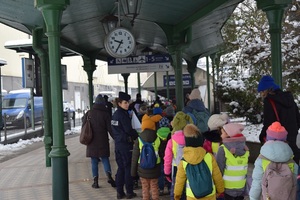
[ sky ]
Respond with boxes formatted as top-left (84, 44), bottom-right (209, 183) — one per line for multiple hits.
top-left (0, 117), bottom-right (261, 160)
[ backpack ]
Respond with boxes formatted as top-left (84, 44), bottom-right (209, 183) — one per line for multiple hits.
top-left (139, 137), bottom-right (160, 169)
top-left (185, 154), bottom-right (213, 198)
top-left (187, 109), bottom-right (210, 133)
top-left (261, 157), bottom-right (296, 200)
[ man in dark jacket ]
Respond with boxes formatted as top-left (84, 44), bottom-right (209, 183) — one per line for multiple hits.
top-left (112, 92), bottom-right (139, 199)
top-left (83, 94), bottom-right (115, 189)
top-left (258, 75), bottom-right (300, 163)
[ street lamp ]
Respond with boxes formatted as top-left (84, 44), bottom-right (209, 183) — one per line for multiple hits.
top-left (0, 58), bottom-right (7, 130)
top-left (101, 14), bottom-right (118, 34)
top-left (120, 0), bottom-right (142, 26)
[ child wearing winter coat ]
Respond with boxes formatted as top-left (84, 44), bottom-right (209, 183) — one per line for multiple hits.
top-left (131, 118), bottom-right (164, 200)
top-left (216, 123), bottom-right (249, 200)
top-left (203, 113), bottom-right (230, 156)
top-left (157, 113), bottom-right (172, 196)
top-left (164, 111), bottom-right (194, 200)
top-left (249, 122), bottom-right (298, 200)
top-left (174, 124), bottom-right (225, 200)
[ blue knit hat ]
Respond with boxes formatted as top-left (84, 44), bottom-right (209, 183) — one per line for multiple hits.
top-left (95, 94), bottom-right (105, 104)
top-left (118, 91), bottom-right (131, 101)
top-left (257, 75), bottom-right (280, 92)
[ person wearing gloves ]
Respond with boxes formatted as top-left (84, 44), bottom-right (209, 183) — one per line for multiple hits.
top-left (131, 116), bottom-right (164, 200)
top-left (216, 123), bottom-right (249, 200)
top-left (249, 122), bottom-right (298, 200)
top-left (203, 113), bottom-right (230, 156)
top-left (174, 124), bottom-right (225, 200)
top-left (112, 91), bottom-right (139, 199)
top-left (164, 111), bottom-right (194, 200)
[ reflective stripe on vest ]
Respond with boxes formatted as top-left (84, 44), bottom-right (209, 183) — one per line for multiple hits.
top-left (212, 142), bottom-right (220, 155)
top-left (222, 145), bottom-right (249, 189)
top-left (138, 137), bottom-right (161, 164)
top-left (182, 153), bottom-right (216, 198)
top-left (261, 159), bottom-right (294, 172)
top-left (172, 139), bottom-right (183, 166)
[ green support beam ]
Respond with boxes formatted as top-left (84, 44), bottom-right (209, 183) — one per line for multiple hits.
top-left (256, 0), bottom-right (292, 88)
top-left (35, 0), bottom-right (70, 199)
top-left (186, 56), bottom-right (200, 89)
top-left (206, 56), bottom-right (211, 113)
top-left (122, 73), bottom-right (130, 94)
top-left (82, 56), bottom-right (97, 108)
top-left (32, 27), bottom-right (53, 167)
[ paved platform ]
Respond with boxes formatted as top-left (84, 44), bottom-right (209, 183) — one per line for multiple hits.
top-left (0, 135), bottom-right (172, 200)
top-left (0, 134), bottom-right (252, 200)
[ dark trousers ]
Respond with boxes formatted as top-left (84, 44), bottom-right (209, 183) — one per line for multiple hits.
top-left (115, 149), bottom-right (134, 195)
top-left (224, 193), bottom-right (244, 200)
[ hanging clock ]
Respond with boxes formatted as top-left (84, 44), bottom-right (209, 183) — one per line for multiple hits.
top-left (104, 27), bottom-right (136, 58)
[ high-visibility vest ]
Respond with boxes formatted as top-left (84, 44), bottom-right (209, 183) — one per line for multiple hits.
top-left (172, 139), bottom-right (184, 166)
top-left (262, 159), bottom-right (294, 172)
top-left (182, 153), bottom-right (216, 198)
top-left (222, 145), bottom-right (249, 189)
top-left (212, 142), bottom-right (220, 155)
top-left (138, 137), bottom-right (161, 164)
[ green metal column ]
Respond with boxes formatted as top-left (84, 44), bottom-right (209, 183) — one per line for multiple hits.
top-left (35, 1), bottom-right (70, 200)
top-left (169, 48), bottom-right (184, 111)
top-left (82, 56), bottom-right (96, 108)
top-left (154, 72), bottom-right (157, 97)
top-left (166, 71), bottom-right (170, 100)
top-left (186, 56), bottom-right (199, 89)
top-left (32, 27), bottom-right (53, 167)
top-left (256, 0), bottom-right (292, 87)
top-left (137, 72), bottom-right (141, 94)
top-left (122, 73), bottom-right (130, 94)
top-left (206, 56), bottom-right (211, 113)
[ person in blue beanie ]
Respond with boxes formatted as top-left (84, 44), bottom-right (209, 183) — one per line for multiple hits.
top-left (257, 75), bottom-right (300, 164)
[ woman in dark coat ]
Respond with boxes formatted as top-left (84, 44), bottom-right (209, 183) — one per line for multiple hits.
top-left (83, 94), bottom-right (115, 189)
top-left (257, 75), bottom-right (300, 163)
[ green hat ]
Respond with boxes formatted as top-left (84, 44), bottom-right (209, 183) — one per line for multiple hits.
top-left (171, 111), bottom-right (194, 134)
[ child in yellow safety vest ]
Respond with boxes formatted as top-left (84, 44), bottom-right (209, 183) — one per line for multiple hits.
top-left (216, 123), bottom-right (249, 200)
top-left (174, 124), bottom-right (225, 200)
top-left (203, 113), bottom-right (230, 156)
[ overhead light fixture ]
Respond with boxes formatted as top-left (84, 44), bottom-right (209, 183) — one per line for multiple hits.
top-left (120, 0), bottom-right (142, 26)
top-left (101, 14), bottom-right (118, 34)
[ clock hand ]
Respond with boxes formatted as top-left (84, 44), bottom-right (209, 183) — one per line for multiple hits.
top-left (115, 40), bottom-right (123, 53)
top-left (114, 39), bottom-right (122, 43)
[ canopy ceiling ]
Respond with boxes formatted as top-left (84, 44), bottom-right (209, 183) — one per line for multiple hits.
top-left (0, 0), bottom-right (242, 62)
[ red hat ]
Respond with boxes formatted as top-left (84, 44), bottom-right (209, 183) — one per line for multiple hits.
top-left (266, 121), bottom-right (288, 141)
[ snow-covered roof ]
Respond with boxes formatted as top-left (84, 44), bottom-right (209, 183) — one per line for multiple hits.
top-left (0, 58), bottom-right (7, 66)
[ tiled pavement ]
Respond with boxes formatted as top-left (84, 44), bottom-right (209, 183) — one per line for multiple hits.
top-left (0, 135), bottom-right (171, 200)
top-left (0, 134), bottom-right (252, 200)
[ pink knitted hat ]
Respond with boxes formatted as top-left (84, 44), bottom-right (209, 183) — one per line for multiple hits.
top-left (223, 123), bottom-right (245, 137)
top-left (266, 121), bottom-right (288, 141)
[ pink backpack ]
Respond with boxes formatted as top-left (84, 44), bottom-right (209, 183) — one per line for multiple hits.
top-left (261, 157), bottom-right (296, 200)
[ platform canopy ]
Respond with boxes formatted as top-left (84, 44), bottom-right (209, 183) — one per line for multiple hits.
top-left (0, 0), bottom-right (242, 62)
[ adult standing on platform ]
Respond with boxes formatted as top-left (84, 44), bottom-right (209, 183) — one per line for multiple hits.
top-left (83, 94), bottom-right (116, 189)
top-left (112, 92), bottom-right (139, 199)
top-left (257, 75), bottom-right (300, 163)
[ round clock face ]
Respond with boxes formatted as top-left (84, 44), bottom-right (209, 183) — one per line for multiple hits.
top-left (104, 27), bottom-right (135, 58)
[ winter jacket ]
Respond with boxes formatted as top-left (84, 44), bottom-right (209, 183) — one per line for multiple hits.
top-left (83, 104), bottom-right (113, 158)
top-left (216, 136), bottom-right (249, 197)
top-left (249, 141), bottom-right (298, 200)
top-left (174, 147), bottom-right (224, 200)
top-left (164, 130), bottom-right (185, 175)
top-left (111, 106), bottom-right (138, 150)
top-left (260, 89), bottom-right (300, 162)
top-left (131, 129), bottom-right (164, 179)
top-left (183, 99), bottom-right (207, 113)
top-left (203, 130), bottom-right (222, 155)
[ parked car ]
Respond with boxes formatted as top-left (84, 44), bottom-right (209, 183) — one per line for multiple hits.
top-left (2, 92), bottom-right (43, 128)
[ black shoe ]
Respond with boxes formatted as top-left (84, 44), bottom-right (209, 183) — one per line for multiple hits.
top-left (117, 192), bottom-right (126, 199)
top-left (126, 192), bottom-right (137, 199)
top-left (133, 180), bottom-right (138, 190)
top-left (159, 190), bottom-right (164, 196)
